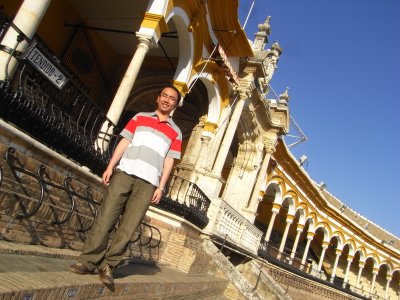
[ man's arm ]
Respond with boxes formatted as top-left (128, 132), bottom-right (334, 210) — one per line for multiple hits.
top-left (102, 138), bottom-right (130, 185)
top-left (151, 156), bottom-right (175, 204)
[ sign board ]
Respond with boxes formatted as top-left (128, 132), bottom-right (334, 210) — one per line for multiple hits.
top-left (22, 42), bottom-right (68, 89)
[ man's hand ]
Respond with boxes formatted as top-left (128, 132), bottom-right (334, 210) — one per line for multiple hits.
top-left (151, 188), bottom-right (163, 204)
top-left (102, 167), bottom-right (113, 185)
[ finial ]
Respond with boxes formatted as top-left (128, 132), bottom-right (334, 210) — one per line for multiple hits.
top-left (252, 16), bottom-right (272, 51)
top-left (271, 42), bottom-right (283, 55)
top-left (279, 87), bottom-right (290, 103)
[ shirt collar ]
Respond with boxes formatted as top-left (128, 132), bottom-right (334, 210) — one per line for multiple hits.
top-left (151, 111), bottom-right (173, 124)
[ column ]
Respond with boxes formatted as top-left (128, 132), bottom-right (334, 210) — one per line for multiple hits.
top-left (369, 268), bottom-right (378, 295)
top-left (247, 136), bottom-right (277, 210)
top-left (317, 241), bottom-right (329, 273)
top-left (301, 232), bottom-right (315, 266)
top-left (97, 36), bottom-right (153, 149)
top-left (189, 134), bottom-right (211, 182)
top-left (194, 135), bottom-right (211, 170)
top-left (264, 204), bottom-right (280, 242)
top-left (212, 88), bottom-right (250, 175)
top-left (0, 0), bottom-right (52, 80)
top-left (106, 35), bottom-right (153, 125)
top-left (384, 275), bottom-right (392, 300)
top-left (330, 249), bottom-right (342, 283)
top-left (289, 224), bottom-right (304, 263)
top-left (342, 256), bottom-right (353, 288)
top-left (278, 215), bottom-right (294, 254)
top-left (356, 261), bottom-right (365, 288)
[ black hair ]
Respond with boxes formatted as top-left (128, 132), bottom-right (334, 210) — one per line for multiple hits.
top-left (159, 84), bottom-right (181, 103)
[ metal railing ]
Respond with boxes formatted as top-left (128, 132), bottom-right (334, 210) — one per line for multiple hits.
top-left (156, 175), bottom-right (211, 229)
top-left (0, 14), bottom-right (120, 176)
top-left (257, 240), bottom-right (386, 300)
top-left (0, 147), bottom-right (162, 251)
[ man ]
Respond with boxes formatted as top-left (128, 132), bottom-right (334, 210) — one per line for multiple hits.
top-left (70, 85), bottom-right (182, 285)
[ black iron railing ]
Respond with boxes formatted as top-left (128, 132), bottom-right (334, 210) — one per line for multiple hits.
top-left (157, 175), bottom-right (211, 229)
top-left (0, 14), bottom-right (120, 175)
top-left (0, 147), bottom-right (162, 250)
top-left (0, 14), bottom-right (211, 232)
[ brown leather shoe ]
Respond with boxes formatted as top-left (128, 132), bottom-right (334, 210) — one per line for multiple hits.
top-left (70, 262), bottom-right (93, 275)
top-left (98, 264), bottom-right (114, 285)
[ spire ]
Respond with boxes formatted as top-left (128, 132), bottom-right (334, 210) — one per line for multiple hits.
top-left (252, 16), bottom-right (271, 51)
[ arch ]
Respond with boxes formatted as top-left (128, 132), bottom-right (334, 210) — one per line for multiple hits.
top-left (295, 205), bottom-right (307, 225)
top-left (264, 181), bottom-right (283, 205)
top-left (187, 74), bottom-right (221, 123)
top-left (166, 7), bottom-right (194, 85)
top-left (392, 268), bottom-right (400, 277)
top-left (330, 231), bottom-right (344, 250)
top-left (281, 195), bottom-right (296, 216)
top-left (343, 240), bottom-right (356, 256)
top-left (365, 255), bottom-right (379, 269)
top-left (315, 222), bottom-right (331, 242)
top-left (305, 215), bottom-right (316, 232)
top-left (379, 261), bottom-right (393, 274)
top-left (355, 247), bottom-right (367, 262)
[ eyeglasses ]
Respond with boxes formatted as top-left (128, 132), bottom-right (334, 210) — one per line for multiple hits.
top-left (160, 92), bottom-right (177, 102)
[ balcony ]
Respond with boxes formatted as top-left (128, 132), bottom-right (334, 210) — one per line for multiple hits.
top-left (209, 199), bottom-right (263, 254)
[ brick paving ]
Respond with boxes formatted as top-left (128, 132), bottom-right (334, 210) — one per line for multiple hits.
top-left (0, 241), bottom-right (229, 300)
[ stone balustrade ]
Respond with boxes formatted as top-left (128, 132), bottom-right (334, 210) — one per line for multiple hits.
top-left (210, 200), bottom-right (263, 254)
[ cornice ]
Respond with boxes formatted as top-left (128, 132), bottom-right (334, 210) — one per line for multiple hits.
top-left (272, 139), bottom-right (400, 261)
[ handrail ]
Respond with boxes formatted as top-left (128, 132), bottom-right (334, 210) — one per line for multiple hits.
top-left (37, 165), bottom-right (75, 225)
top-left (0, 24), bottom-right (121, 176)
top-left (5, 147), bottom-right (45, 219)
top-left (157, 175), bottom-right (210, 229)
top-left (64, 177), bottom-right (98, 232)
top-left (130, 221), bottom-right (162, 249)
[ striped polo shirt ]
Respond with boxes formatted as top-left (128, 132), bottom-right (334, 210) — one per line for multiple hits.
top-left (117, 112), bottom-right (182, 187)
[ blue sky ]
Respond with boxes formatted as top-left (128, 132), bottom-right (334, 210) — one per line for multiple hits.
top-left (238, 0), bottom-right (400, 237)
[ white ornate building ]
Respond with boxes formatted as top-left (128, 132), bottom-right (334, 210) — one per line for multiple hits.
top-left (0, 0), bottom-right (398, 299)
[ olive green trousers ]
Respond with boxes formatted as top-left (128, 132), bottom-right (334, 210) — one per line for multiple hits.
top-left (78, 170), bottom-right (155, 270)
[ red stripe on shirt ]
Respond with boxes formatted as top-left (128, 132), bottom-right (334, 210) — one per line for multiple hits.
top-left (125, 119), bottom-right (137, 133)
top-left (135, 115), bottom-right (179, 141)
top-left (170, 139), bottom-right (181, 152)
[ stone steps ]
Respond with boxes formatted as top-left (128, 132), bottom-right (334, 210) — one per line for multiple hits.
top-left (0, 241), bottom-right (230, 300)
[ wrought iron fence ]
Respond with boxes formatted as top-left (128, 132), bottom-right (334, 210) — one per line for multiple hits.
top-left (0, 13), bottom-right (211, 232)
top-left (156, 175), bottom-right (211, 229)
top-left (0, 14), bottom-right (119, 176)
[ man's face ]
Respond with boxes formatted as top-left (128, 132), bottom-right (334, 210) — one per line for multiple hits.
top-left (156, 87), bottom-right (179, 114)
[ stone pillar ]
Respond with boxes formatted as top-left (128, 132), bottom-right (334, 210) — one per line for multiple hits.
top-left (369, 268), bottom-right (378, 295)
top-left (264, 204), bottom-right (280, 241)
top-left (189, 135), bottom-right (211, 182)
top-left (356, 261), bottom-right (365, 288)
top-left (0, 0), bottom-right (52, 80)
top-left (330, 249), bottom-right (342, 283)
top-left (317, 242), bottom-right (329, 273)
top-left (212, 88), bottom-right (251, 175)
top-left (301, 232), bottom-right (315, 267)
top-left (194, 135), bottom-right (211, 170)
top-left (342, 256), bottom-right (353, 288)
top-left (289, 224), bottom-right (304, 262)
top-left (384, 275), bottom-right (392, 300)
top-left (97, 35), bottom-right (153, 149)
top-left (247, 134), bottom-right (277, 210)
top-left (278, 214), bottom-right (294, 254)
top-left (106, 35), bottom-right (153, 125)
